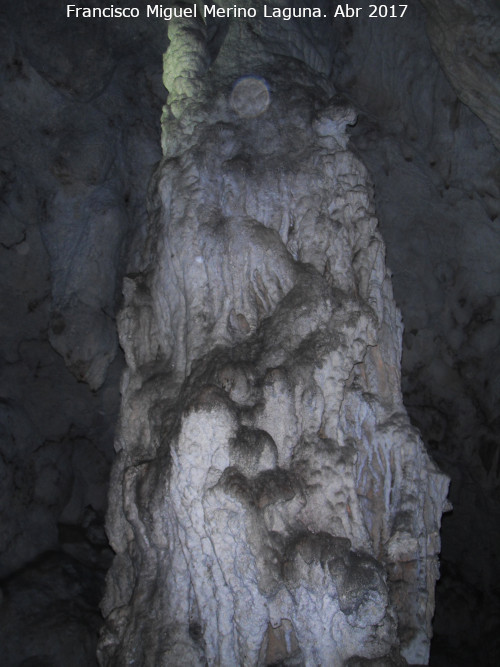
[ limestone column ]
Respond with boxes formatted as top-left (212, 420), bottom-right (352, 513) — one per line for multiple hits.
top-left (98, 3), bottom-right (449, 664)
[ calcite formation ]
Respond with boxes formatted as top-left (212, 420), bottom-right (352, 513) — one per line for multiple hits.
top-left (99, 5), bottom-right (449, 665)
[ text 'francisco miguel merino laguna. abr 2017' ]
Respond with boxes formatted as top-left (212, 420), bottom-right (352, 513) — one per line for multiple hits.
top-left (66, 5), bottom-right (409, 20)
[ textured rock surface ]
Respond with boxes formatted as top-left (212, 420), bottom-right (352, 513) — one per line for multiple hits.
top-left (421, 0), bottom-right (500, 150)
top-left (331, 2), bottom-right (500, 662)
top-left (99, 6), bottom-right (449, 665)
top-left (1, 1), bottom-right (498, 664)
top-left (0, 3), bottom-right (164, 664)
top-left (0, 544), bottom-right (109, 667)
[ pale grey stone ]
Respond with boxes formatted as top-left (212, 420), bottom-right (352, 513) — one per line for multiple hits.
top-left (99, 7), bottom-right (449, 665)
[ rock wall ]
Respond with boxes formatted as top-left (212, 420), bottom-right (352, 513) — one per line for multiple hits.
top-left (331, 2), bottom-right (500, 661)
top-left (99, 6), bottom-right (449, 665)
top-left (421, 0), bottom-right (500, 150)
top-left (0, 3), bottom-right (164, 664)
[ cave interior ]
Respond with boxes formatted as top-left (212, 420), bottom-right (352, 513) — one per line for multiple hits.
top-left (0, 1), bottom-right (499, 665)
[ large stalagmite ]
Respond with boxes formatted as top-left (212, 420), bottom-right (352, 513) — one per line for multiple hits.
top-left (98, 4), bottom-right (449, 665)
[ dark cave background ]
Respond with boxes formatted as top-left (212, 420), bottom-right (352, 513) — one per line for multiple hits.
top-left (0, 0), bottom-right (499, 665)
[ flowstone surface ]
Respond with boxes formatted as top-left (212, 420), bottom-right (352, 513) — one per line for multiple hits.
top-left (99, 5), bottom-right (449, 665)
